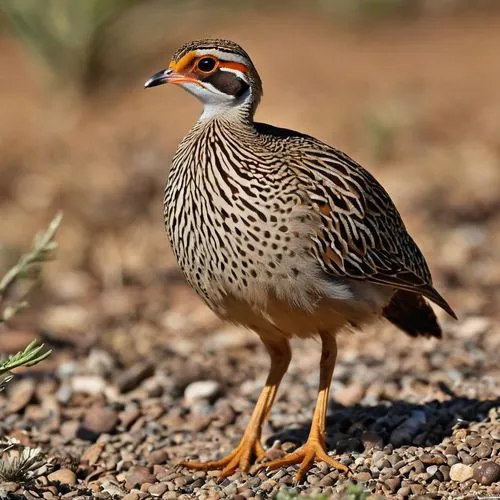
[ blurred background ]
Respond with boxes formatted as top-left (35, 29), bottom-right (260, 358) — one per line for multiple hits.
top-left (1, 0), bottom-right (499, 364)
top-left (1, 2), bottom-right (500, 497)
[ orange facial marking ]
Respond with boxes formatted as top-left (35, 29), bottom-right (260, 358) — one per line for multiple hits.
top-left (169, 51), bottom-right (197, 73)
top-left (219, 61), bottom-right (248, 73)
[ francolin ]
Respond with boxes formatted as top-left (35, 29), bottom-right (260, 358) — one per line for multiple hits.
top-left (145, 38), bottom-right (456, 482)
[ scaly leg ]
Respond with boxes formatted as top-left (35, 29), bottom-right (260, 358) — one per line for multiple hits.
top-left (257, 331), bottom-right (349, 482)
top-left (180, 335), bottom-right (291, 481)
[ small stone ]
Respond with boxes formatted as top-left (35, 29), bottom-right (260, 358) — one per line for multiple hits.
top-left (397, 486), bottom-right (411, 497)
top-left (72, 375), bottom-right (106, 395)
top-left (7, 378), bottom-right (35, 414)
top-left (47, 468), bottom-right (77, 485)
top-left (472, 443), bottom-right (492, 458)
top-left (444, 444), bottom-right (458, 455)
top-left (450, 463), bottom-right (473, 482)
top-left (420, 453), bottom-right (446, 465)
top-left (335, 383), bottom-right (365, 406)
top-left (56, 383), bottom-right (73, 404)
top-left (372, 450), bottom-right (386, 465)
top-left (361, 431), bottom-right (384, 451)
top-left (184, 380), bottom-right (221, 403)
top-left (384, 477), bottom-right (401, 492)
top-left (260, 479), bottom-right (277, 492)
top-left (125, 466), bottom-right (156, 490)
top-left (490, 426), bottom-right (500, 440)
top-left (318, 472), bottom-right (338, 487)
top-left (265, 447), bottom-right (285, 461)
top-left (148, 483), bottom-right (167, 496)
top-left (119, 406), bottom-right (141, 429)
top-left (410, 483), bottom-right (426, 495)
top-left (426, 465), bottom-right (438, 477)
top-left (454, 316), bottom-right (490, 338)
top-left (80, 406), bottom-right (119, 439)
top-left (439, 465), bottom-right (450, 481)
top-left (81, 443), bottom-right (104, 465)
top-left (458, 450), bottom-right (477, 465)
top-left (0, 482), bottom-right (20, 493)
top-left (473, 461), bottom-right (500, 486)
top-left (353, 471), bottom-right (371, 482)
top-left (101, 480), bottom-right (126, 497)
top-left (116, 362), bottom-right (155, 393)
top-left (146, 449), bottom-right (168, 466)
top-left (122, 494), bottom-right (140, 500)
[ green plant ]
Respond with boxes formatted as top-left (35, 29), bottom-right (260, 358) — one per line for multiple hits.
top-left (0, 212), bottom-right (62, 323)
top-left (0, 340), bottom-right (52, 392)
top-left (275, 488), bottom-right (330, 500)
top-left (345, 481), bottom-right (370, 500)
top-left (0, 213), bottom-right (61, 390)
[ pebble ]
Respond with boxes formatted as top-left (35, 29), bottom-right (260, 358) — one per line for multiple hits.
top-left (116, 362), bottom-right (155, 393)
top-left (335, 383), bottom-right (365, 406)
top-left (426, 465), bottom-right (438, 477)
top-left (353, 471), bottom-right (371, 482)
top-left (384, 477), bottom-right (401, 492)
top-left (6, 378), bottom-right (35, 413)
top-left (47, 468), bottom-right (77, 485)
top-left (125, 466), bottom-right (156, 490)
top-left (361, 431), bottom-right (384, 451)
top-left (147, 449), bottom-right (169, 465)
top-left (450, 463), bottom-right (474, 482)
top-left (72, 375), bottom-right (106, 395)
top-left (81, 442), bottom-right (105, 465)
top-left (439, 464), bottom-right (451, 481)
top-left (458, 450), bottom-right (477, 465)
top-left (119, 406), bottom-right (142, 429)
top-left (122, 494), bottom-right (140, 500)
top-left (148, 483), bottom-right (167, 496)
top-left (473, 461), bottom-right (500, 486)
top-left (79, 406), bottom-right (119, 439)
top-left (420, 453), bottom-right (446, 465)
top-left (184, 380), bottom-right (221, 403)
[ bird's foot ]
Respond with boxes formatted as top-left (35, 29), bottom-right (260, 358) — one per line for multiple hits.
top-left (256, 436), bottom-right (349, 482)
top-left (179, 436), bottom-right (266, 481)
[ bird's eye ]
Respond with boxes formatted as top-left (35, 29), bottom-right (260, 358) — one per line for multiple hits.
top-left (197, 57), bottom-right (217, 73)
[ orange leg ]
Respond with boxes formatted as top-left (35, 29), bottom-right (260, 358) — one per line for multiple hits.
top-left (257, 331), bottom-right (349, 482)
top-left (180, 336), bottom-right (291, 481)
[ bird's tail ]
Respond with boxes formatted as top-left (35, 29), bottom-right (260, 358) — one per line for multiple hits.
top-left (383, 289), bottom-right (442, 338)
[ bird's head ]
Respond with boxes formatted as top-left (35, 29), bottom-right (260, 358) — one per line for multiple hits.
top-left (144, 39), bottom-right (262, 120)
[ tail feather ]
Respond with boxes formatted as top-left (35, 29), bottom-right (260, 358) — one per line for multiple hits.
top-left (383, 290), bottom-right (442, 338)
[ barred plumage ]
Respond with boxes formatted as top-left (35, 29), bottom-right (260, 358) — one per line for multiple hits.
top-left (146, 38), bottom-right (456, 482)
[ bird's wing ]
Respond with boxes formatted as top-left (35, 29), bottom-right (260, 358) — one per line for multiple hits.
top-left (288, 139), bottom-right (456, 318)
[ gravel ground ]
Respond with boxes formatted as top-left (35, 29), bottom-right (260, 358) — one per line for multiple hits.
top-left (1, 287), bottom-right (499, 499)
top-left (1, 7), bottom-right (500, 500)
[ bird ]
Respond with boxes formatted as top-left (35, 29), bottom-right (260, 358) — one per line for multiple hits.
top-left (144, 38), bottom-right (456, 482)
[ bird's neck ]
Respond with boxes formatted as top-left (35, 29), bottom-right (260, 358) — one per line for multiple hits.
top-left (198, 94), bottom-right (256, 126)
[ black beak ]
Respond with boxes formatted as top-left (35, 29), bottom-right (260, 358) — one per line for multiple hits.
top-left (144, 68), bottom-right (171, 89)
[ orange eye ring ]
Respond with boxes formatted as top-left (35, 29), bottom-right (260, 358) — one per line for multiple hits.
top-left (196, 56), bottom-right (218, 73)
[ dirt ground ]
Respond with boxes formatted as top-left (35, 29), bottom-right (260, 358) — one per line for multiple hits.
top-left (0, 5), bottom-right (499, 499)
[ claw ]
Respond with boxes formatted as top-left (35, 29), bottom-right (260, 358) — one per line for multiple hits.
top-left (256, 438), bottom-right (349, 482)
top-left (180, 436), bottom-right (266, 481)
